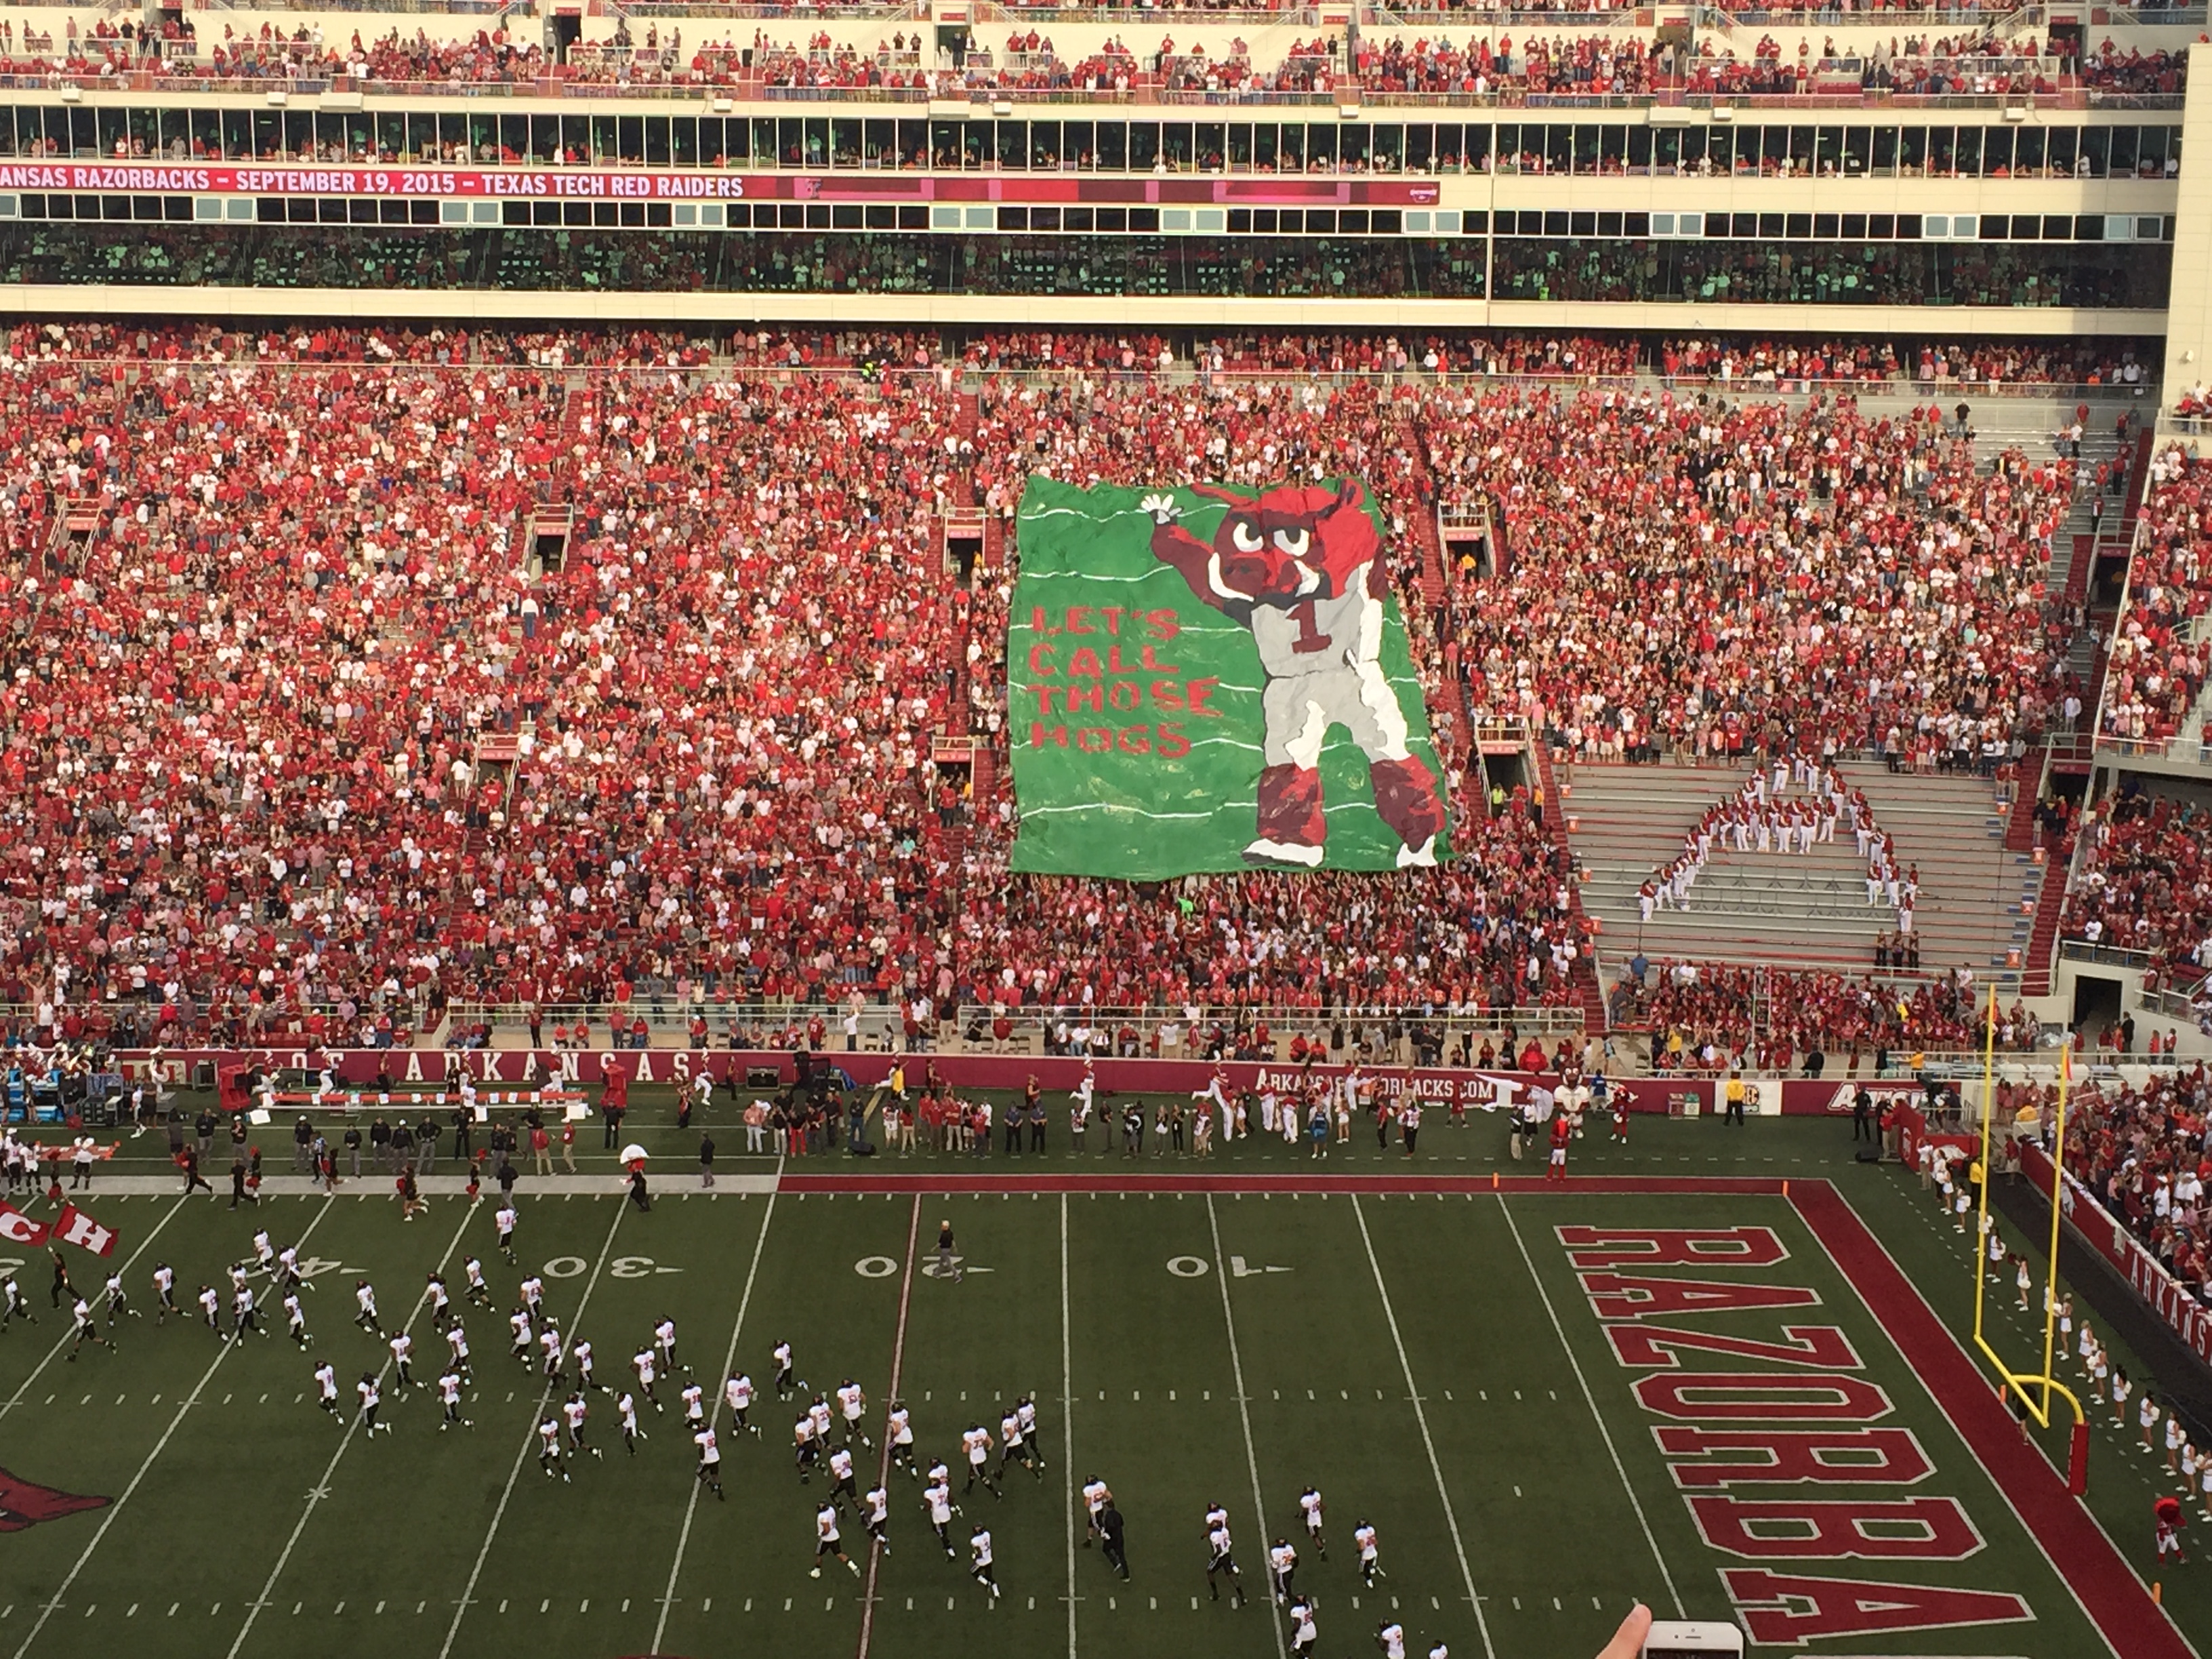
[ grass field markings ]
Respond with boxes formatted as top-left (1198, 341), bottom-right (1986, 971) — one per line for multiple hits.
top-left (1797, 1185), bottom-right (2191, 1659)
top-left (436, 1199), bottom-right (627, 1659)
top-left (1352, 1193), bottom-right (1494, 1659)
top-left (1204, 1192), bottom-right (1288, 1659)
top-left (647, 1167), bottom-right (783, 1656)
top-left (9, 1194), bottom-right (340, 1659)
top-left (1494, 1194), bottom-right (1683, 1618)
top-left (0, 1193), bottom-right (187, 1427)
top-left (223, 1194), bottom-right (481, 1659)
top-left (1059, 1191), bottom-right (1079, 1659)
top-left (853, 1192), bottom-right (924, 1659)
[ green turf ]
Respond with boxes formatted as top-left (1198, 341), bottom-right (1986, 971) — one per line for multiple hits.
top-left (0, 1110), bottom-right (2182, 1659)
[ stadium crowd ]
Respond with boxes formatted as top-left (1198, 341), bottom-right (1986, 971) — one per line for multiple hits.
top-left (2054, 1067), bottom-right (2212, 1297)
top-left (1656, 337), bottom-right (2150, 391)
top-left (1422, 385), bottom-right (2083, 764)
top-left (1675, 35), bottom-right (2175, 100)
top-left (0, 12), bottom-right (2183, 102)
top-left (1614, 960), bottom-right (2031, 1071)
top-left (0, 321), bottom-right (2140, 1063)
top-left (2099, 445), bottom-right (2212, 748)
top-left (2065, 790), bottom-right (2212, 971)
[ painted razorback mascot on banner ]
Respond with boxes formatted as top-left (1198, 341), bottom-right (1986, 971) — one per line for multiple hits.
top-left (1140, 479), bottom-right (1444, 869)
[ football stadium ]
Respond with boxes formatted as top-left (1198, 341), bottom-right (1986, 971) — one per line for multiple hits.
top-left (3, 3), bottom-right (2212, 1658)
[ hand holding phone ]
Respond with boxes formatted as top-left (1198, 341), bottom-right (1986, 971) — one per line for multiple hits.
top-left (1595, 1604), bottom-right (1747, 1659)
top-left (1642, 1618), bottom-right (1746, 1657)
top-left (1598, 1605), bottom-right (1654, 1659)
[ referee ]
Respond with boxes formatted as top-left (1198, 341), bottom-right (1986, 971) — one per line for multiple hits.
top-left (1099, 1500), bottom-right (1129, 1580)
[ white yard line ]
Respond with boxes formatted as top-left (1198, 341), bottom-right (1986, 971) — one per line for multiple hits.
top-left (1351, 1195), bottom-right (1496, 1659)
top-left (0, 1194), bottom-right (188, 1425)
top-left (1205, 1193), bottom-right (1288, 1659)
top-left (648, 1168), bottom-right (782, 1656)
top-left (854, 1193), bottom-right (922, 1659)
top-left (435, 1197), bottom-right (627, 1659)
top-left (12, 1196), bottom-right (338, 1659)
top-left (1061, 1191), bottom-right (1077, 1659)
top-left (223, 1195), bottom-right (480, 1659)
top-left (1494, 1193), bottom-right (1683, 1617)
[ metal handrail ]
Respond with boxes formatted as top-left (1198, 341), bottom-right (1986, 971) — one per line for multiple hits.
top-left (612, 1), bottom-right (924, 14)
top-left (2056, 939), bottom-right (2163, 970)
top-left (0, 67), bottom-right (2187, 110)
top-left (438, 998), bottom-right (1591, 1034)
top-left (0, 359), bottom-right (2148, 401)
top-left (1157, 87), bottom-right (1343, 104)
top-left (987, 4), bottom-right (1322, 21)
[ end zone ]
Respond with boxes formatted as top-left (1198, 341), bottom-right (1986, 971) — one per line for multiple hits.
top-left (1787, 1183), bottom-right (2194, 1659)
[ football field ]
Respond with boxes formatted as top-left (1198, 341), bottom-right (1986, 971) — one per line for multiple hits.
top-left (0, 1113), bottom-right (2192, 1659)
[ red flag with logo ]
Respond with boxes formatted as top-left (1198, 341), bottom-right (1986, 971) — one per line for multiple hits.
top-left (0, 1202), bottom-right (49, 1248)
top-left (52, 1204), bottom-right (115, 1258)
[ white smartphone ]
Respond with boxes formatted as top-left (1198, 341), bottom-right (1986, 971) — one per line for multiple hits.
top-left (1643, 1619), bottom-right (1746, 1658)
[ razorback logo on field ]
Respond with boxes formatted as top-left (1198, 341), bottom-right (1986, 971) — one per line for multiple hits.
top-left (0, 1467), bottom-right (109, 1532)
top-left (1563, 1223), bottom-right (2040, 1647)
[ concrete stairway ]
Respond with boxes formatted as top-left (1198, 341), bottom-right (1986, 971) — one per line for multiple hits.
top-left (1837, 760), bottom-right (2040, 980)
top-left (1566, 765), bottom-right (1888, 972)
top-left (1564, 760), bottom-right (2039, 979)
top-left (1532, 745), bottom-right (1607, 1029)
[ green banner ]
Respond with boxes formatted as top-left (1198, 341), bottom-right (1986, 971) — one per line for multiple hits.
top-left (1008, 476), bottom-right (1452, 879)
